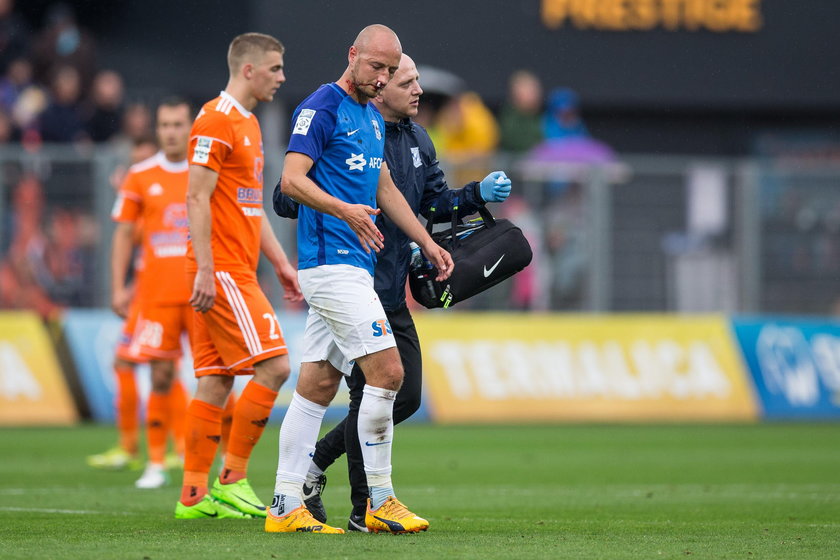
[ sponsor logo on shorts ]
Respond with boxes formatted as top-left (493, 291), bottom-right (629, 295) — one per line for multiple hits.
top-left (371, 319), bottom-right (392, 337)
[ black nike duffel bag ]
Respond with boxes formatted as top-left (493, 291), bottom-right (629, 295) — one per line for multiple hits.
top-left (409, 203), bottom-right (532, 309)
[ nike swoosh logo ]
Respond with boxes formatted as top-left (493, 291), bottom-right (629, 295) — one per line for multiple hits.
top-left (364, 440), bottom-right (392, 447)
top-left (347, 128), bottom-right (360, 136)
top-left (230, 494), bottom-right (266, 510)
top-left (198, 510), bottom-right (218, 518)
top-left (483, 254), bottom-right (505, 277)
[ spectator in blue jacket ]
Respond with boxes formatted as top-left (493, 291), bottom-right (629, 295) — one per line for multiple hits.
top-left (273, 53), bottom-right (513, 531)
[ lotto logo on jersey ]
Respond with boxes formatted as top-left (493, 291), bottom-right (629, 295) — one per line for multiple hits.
top-left (293, 109), bottom-right (316, 135)
top-left (346, 153), bottom-right (383, 172)
top-left (371, 319), bottom-right (392, 337)
top-left (346, 153), bottom-right (366, 171)
top-left (193, 137), bottom-right (212, 164)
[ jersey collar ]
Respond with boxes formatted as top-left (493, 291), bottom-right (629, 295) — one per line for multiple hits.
top-left (156, 152), bottom-right (189, 173)
top-left (220, 90), bottom-right (252, 117)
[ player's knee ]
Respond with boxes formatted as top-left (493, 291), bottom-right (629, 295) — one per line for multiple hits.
top-left (195, 375), bottom-right (234, 407)
top-left (378, 361), bottom-right (404, 392)
top-left (253, 355), bottom-right (291, 391)
top-left (150, 360), bottom-right (176, 393)
top-left (314, 375), bottom-right (341, 400)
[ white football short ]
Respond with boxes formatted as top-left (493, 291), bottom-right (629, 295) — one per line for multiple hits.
top-left (298, 264), bottom-right (396, 375)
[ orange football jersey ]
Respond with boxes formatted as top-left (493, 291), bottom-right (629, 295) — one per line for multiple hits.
top-left (112, 152), bottom-right (190, 305)
top-left (186, 91), bottom-right (265, 273)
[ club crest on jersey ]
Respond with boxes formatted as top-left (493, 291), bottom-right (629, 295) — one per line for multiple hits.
top-left (293, 109), bottom-right (316, 135)
top-left (371, 119), bottom-right (381, 140)
top-left (411, 146), bottom-right (421, 168)
top-left (371, 319), bottom-right (392, 337)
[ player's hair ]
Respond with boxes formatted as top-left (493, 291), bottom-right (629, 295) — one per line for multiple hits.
top-left (227, 32), bottom-right (284, 74)
top-left (158, 95), bottom-right (192, 115)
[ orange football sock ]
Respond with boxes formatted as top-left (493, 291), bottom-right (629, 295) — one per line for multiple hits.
top-left (114, 365), bottom-right (139, 455)
top-left (146, 391), bottom-right (168, 465)
top-left (180, 399), bottom-right (222, 505)
top-left (220, 392), bottom-right (236, 454)
top-left (221, 381), bottom-right (277, 484)
top-left (167, 378), bottom-right (188, 456)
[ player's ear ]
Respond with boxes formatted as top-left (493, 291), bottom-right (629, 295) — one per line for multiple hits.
top-left (242, 62), bottom-right (254, 80)
top-left (348, 45), bottom-right (357, 65)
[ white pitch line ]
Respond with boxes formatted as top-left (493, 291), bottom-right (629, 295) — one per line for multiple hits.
top-left (0, 506), bottom-right (134, 515)
top-left (0, 506), bottom-right (105, 515)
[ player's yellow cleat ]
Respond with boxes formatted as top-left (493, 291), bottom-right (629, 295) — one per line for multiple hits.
top-left (210, 477), bottom-right (267, 517)
top-left (86, 446), bottom-right (143, 471)
top-left (265, 505), bottom-right (345, 533)
top-left (365, 497), bottom-right (429, 534)
top-left (174, 495), bottom-right (252, 519)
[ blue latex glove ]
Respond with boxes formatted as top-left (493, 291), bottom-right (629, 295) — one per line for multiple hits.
top-left (479, 171), bottom-right (512, 203)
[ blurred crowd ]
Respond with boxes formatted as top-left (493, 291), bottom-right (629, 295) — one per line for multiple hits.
top-left (0, 1), bottom-right (156, 318)
top-left (0, 1), bottom-right (620, 317)
top-left (0, 1), bottom-right (153, 150)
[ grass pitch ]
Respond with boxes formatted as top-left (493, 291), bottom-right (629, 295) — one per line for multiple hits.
top-left (1, 423), bottom-right (838, 559)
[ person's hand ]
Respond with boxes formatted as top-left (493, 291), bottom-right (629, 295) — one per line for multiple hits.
top-left (479, 171), bottom-right (512, 203)
top-left (421, 241), bottom-right (454, 281)
top-left (337, 203), bottom-right (384, 253)
top-left (189, 268), bottom-right (216, 313)
top-left (275, 261), bottom-right (303, 302)
top-left (111, 286), bottom-right (132, 318)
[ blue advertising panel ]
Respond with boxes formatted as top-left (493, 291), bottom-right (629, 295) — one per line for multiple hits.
top-left (60, 309), bottom-right (429, 423)
top-left (732, 317), bottom-right (840, 419)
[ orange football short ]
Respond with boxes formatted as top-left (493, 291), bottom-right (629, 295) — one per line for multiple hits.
top-left (189, 269), bottom-right (288, 376)
top-left (134, 302), bottom-right (193, 360)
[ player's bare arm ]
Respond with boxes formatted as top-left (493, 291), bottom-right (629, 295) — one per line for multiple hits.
top-left (281, 151), bottom-right (384, 254)
top-left (259, 216), bottom-right (303, 302)
top-left (187, 164), bottom-right (218, 313)
top-left (110, 221), bottom-right (136, 318)
top-left (376, 162), bottom-right (453, 281)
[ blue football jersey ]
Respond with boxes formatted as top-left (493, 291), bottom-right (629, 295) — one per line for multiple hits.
top-left (287, 83), bottom-right (385, 275)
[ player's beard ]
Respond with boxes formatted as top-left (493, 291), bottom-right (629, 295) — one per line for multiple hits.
top-left (350, 64), bottom-right (379, 101)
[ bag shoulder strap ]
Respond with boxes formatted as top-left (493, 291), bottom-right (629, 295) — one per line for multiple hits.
top-left (477, 205), bottom-right (497, 227)
top-left (449, 197), bottom-right (460, 249)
